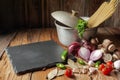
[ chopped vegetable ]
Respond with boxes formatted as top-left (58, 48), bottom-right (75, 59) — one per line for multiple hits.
top-left (65, 69), bottom-right (73, 77)
top-left (95, 61), bottom-right (101, 68)
top-left (75, 19), bottom-right (87, 38)
top-left (77, 59), bottom-right (86, 65)
top-left (103, 53), bottom-right (112, 62)
top-left (101, 65), bottom-right (113, 75)
top-left (61, 50), bottom-right (68, 61)
top-left (89, 49), bottom-right (103, 61)
top-left (78, 47), bottom-right (91, 61)
top-left (68, 42), bottom-right (80, 56)
top-left (102, 67), bottom-right (111, 75)
top-left (56, 63), bottom-right (66, 69)
top-left (99, 64), bottom-right (105, 71)
top-left (106, 61), bottom-right (113, 66)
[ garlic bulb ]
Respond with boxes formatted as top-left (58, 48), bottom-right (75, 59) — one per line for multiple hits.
top-left (114, 60), bottom-right (120, 70)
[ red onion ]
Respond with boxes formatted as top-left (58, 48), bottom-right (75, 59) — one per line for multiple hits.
top-left (83, 42), bottom-right (96, 52)
top-left (78, 47), bottom-right (91, 61)
top-left (89, 49), bottom-right (103, 61)
top-left (68, 42), bottom-right (81, 56)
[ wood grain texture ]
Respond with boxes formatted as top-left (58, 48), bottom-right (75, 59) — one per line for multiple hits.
top-left (0, 0), bottom-right (120, 29)
top-left (0, 32), bottom-right (16, 58)
top-left (0, 28), bottom-right (120, 80)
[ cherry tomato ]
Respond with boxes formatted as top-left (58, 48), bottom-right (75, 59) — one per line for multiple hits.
top-left (107, 65), bottom-right (113, 72)
top-left (106, 61), bottom-right (113, 66)
top-left (65, 69), bottom-right (73, 77)
top-left (99, 64), bottom-right (105, 71)
top-left (102, 67), bottom-right (110, 75)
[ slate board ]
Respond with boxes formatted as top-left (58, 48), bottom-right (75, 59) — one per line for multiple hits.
top-left (6, 40), bottom-right (64, 74)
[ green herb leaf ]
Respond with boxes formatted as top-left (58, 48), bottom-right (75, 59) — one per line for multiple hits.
top-left (75, 19), bottom-right (87, 38)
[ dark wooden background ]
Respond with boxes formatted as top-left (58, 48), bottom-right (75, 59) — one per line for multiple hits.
top-left (0, 0), bottom-right (120, 31)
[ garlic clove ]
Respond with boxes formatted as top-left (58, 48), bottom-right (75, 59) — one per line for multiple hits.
top-left (88, 60), bottom-right (95, 67)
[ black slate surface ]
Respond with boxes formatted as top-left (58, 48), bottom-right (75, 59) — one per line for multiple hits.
top-left (6, 40), bottom-right (64, 74)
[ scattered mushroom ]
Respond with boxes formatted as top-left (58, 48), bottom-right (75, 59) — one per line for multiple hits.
top-left (102, 39), bottom-right (112, 48)
top-left (101, 39), bottom-right (117, 52)
top-left (108, 44), bottom-right (116, 52)
top-left (103, 53), bottom-right (112, 62)
top-left (113, 50), bottom-right (120, 60)
top-left (90, 37), bottom-right (99, 45)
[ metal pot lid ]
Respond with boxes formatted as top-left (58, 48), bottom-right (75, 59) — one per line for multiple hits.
top-left (51, 10), bottom-right (79, 28)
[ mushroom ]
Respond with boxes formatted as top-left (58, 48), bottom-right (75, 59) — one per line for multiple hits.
top-left (101, 39), bottom-right (117, 52)
top-left (90, 37), bottom-right (99, 45)
top-left (113, 50), bottom-right (120, 60)
top-left (102, 39), bottom-right (112, 48)
top-left (108, 44), bottom-right (116, 52)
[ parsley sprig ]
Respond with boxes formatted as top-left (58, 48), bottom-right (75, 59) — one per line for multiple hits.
top-left (75, 19), bottom-right (87, 38)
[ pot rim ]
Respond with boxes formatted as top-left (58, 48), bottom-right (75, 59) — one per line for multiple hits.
top-left (54, 20), bottom-right (74, 30)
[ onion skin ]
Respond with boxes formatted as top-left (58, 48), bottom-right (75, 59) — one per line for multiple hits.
top-left (82, 42), bottom-right (97, 52)
top-left (89, 49), bottom-right (103, 61)
top-left (78, 47), bottom-right (91, 61)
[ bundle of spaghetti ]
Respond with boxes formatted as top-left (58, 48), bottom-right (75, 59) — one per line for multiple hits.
top-left (87, 0), bottom-right (119, 28)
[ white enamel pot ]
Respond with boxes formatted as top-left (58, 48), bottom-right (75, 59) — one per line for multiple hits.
top-left (51, 11), bottom-right (97, 46)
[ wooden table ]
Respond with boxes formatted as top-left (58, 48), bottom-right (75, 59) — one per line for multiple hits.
top-left (0, 27), bottom-right (120, 80)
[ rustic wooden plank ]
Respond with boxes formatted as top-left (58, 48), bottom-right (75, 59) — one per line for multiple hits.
top-left (0, 28), bottom-right (119, 80)
top-left (38, 28), bottom-right (52, 41)
top-left (4, 31), bottom-right (26, 80)
top-left (26, 29), bottom-right (40, 43)
top-left (0, 32), bottom-right (16, 58)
